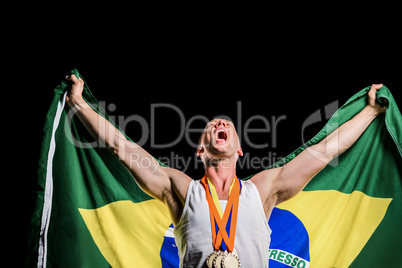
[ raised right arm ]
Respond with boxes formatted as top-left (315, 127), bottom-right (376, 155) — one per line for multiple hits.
top-left (65, 75), bottom-right (191, 207)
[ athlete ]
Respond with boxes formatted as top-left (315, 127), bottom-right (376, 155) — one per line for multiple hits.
top-left (65, 74), bottom-right (386, 268)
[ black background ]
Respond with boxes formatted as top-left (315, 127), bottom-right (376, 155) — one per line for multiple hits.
top-left (14, 16), bottom-right (402, 267)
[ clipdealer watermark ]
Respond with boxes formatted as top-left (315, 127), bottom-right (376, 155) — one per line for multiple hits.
top-left (64, 100), bottom-right (339, 172)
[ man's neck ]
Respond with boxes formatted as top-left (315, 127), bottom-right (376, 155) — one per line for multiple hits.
top-left (204, 157), bottom-right (236, 198)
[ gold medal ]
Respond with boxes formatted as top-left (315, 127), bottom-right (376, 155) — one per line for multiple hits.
top-left (221, 251), bottom-right (241, 268)
top-left (213, 250), bottom-right (226, 268)
top-left (207, 250), bottom-right (222, 268)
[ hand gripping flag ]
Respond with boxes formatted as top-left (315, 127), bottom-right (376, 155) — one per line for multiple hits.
top-left (26, 69), bottom-right (402, 267)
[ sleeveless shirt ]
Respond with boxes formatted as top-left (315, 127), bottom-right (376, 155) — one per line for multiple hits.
top-left (173, 179), bottom-right (271, 268)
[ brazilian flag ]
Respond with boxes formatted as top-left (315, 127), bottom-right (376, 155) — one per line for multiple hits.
top-left (26, 69), bottom-right (401, 267)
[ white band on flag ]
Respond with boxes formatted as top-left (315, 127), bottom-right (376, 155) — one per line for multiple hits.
top-left (269, 248), bottom-right (310, 268)
top-left (37, 92), bottom-right (67, 268)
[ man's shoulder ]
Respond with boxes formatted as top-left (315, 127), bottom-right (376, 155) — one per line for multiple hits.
top-left (162, 166), bottom-right (193, 196)
top-left (249, 167), bottom-right (282, 186)
top-left (249, 167), bottom-right (283, 201)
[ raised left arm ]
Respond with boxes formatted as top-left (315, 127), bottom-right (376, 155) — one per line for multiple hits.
top-left (252, 84), bottom-right (386, 207)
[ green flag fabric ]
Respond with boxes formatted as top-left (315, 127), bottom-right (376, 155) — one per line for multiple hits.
top-left (26, 69), bottom-right (402, 267)
top-left (258, 85), bottom-right (402, 267)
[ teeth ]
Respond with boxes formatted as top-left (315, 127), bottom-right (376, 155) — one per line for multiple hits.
top-left (216, 128), bottom-right (227, 141)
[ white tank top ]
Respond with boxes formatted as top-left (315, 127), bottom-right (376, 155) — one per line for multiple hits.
top-left (174, 179), bottom-right (271, 268)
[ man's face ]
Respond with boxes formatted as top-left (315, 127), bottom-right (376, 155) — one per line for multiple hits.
top-left (197, 118), bottom-right (243, 161)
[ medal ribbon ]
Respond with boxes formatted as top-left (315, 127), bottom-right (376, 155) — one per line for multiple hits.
top-left (206, 178), bottom-right (235, 218)
top-left (201, 175), bottom-right (241, 252)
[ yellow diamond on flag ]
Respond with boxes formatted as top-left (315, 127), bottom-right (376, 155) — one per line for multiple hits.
top-left (277, 190), bottom-right (392, 267)
top-left (79, 200), bottom-right (171, 268)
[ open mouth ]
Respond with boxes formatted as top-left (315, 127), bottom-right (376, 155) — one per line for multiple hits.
top-left (216, 129), bottom-right (228, 143)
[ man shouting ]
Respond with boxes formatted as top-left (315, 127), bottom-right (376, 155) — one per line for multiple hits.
top-left (66, 74), bottom-right (385, 268)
